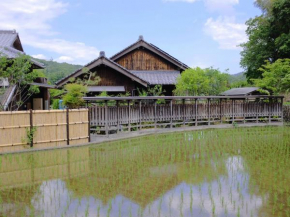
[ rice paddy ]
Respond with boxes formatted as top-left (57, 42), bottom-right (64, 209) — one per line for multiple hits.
top-left (0, 126), bottom-right (289, 217)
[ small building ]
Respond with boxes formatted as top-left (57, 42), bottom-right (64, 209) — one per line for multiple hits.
top-left (56, 36), bottom-right (189, 96)
top-left (220, 87), bottom-right (262, 96)
top-left (0, 30), bottom-right (54, 111)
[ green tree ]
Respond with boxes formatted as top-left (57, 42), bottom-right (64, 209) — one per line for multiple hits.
top-left (62, 83), bottom-right (88, 108)
top-left (240, 0), bottom-right (290, 80)
top-left (205, 68), bottom-right (231, 95)
top-left (174, 68), bottom-right (210, 96)
top-left (0, 55), bottom-right (41, 111)
top-left (253, 59), bottom-right (290, 94)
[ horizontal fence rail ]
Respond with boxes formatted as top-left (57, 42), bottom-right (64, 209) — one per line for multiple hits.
top-left (85, 96), bottom-right (284, 135)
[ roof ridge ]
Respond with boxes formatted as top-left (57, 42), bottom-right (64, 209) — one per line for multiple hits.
top-left (110, 37), bottom-right (189, 70)
top-left (0, 30), bottom-right (17, 34)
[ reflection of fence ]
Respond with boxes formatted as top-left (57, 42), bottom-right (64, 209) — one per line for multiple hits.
top-left (0, 109), bottom-right (89, 153)
top-left (86, 96), bottom-right (284, 135)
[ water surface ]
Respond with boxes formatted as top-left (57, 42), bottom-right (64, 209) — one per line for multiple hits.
top-left (0, 126), bottom-right (289, 217)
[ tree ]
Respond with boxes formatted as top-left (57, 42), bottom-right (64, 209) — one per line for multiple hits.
top-left (174, 68), bottom-right (210, 96)
top-left (62, 83), bottom-right (88, 108)
top-left (0, 55), bottom-right (40, 111)
top-left (253, 59), bottom-right (290, 94)
top-left (62, 67), bottom-right (100, 108)
top-left (240, 0), bottom-right (290, 80)
top-left (205, 68), bottom-right (231, 95)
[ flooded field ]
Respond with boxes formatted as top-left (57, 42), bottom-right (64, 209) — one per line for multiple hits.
top-left (0, 126), bottom-right (289, 217)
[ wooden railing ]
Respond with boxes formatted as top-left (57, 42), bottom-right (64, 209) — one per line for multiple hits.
top-left (84, 96), bottom-right (284, 135)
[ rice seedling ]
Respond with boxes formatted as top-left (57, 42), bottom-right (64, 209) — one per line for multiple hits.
top-left (0, 126), bottom-right (289, 216)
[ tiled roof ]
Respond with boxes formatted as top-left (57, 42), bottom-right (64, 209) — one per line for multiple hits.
top-left (220, 87), bottom-right (259, 96)
top-left (0, 30), bottom-right (44, 68)
top-left (110, 36), bottom-right (189, 70)
top-left (0, 30), bottom-right (18, 47)
top-left (130, 70), bottom-right (180, 85)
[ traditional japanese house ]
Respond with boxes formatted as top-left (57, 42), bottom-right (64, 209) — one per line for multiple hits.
top-left (0, 30), bottom-right (54, 111)
top-left (56, 36), bottom-right (189, 96)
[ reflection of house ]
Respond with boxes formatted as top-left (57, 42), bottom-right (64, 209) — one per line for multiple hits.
top-left (220, 87), bottom-right (261, 96)
top-left (56, 36), bottom-right (189, 96)
top-left (0, 30), bottom-right (54, 110)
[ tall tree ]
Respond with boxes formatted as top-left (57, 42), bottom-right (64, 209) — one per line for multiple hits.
top-left (240, 0), bottom-right (290, 80)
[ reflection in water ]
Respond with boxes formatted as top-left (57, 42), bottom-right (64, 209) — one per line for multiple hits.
top-left (0, 127), bottom-right (289, 217)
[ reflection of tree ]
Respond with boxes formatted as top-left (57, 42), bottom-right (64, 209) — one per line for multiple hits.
top-left (240, 127), bottom-right (290, 217)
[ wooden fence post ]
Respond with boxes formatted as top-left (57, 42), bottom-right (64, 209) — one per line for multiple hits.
top-left (128, 100), bottom-right (131, 132)
top-left (170, 100), bottom-right (173, 128)
top-left (195, 99), bottom-right (198, 126)
top-left (117, 101), bottom-right (120, 134)
top-left (154, 100), bottom-right (157, 129)
top-left (30, 109), bottom-right (33, 147)
top-left (256, 100), bottom-right (259, 123)
top-left (281, 97), bottom-right (284, 123)
top-left (208, 99), bottom-right (211, 126)
top-left (105, 101), bottom-right (108, 136)
top-left (232, 99), bottom-right (235, 124)
top-left (219, 99), bottom-right (222, 124)
top-left (182, 99), bottom-right (185, 127)
top-left (88, 107), bottom-right (91, 143)
top-left (66, 108), bottom-right (70, 145)
top-left (139, 100), bottom-right (142, 130)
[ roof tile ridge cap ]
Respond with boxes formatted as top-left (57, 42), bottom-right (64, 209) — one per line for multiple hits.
top-left (0, 30), bottom-right (17, 33)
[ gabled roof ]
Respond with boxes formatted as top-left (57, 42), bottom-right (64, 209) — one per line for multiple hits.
top-left (55, 52), bottom-right (148, 87)
top-left (110, 36), bottom-right (189, 71)
top-left (220, 87), bottom-right (260, 96)
top-left (0, 30), bottom-right (44, 69)
top-left (0, 30), bottom-right (23, 51)
top-left (130, 70), bottom-right (180, 85)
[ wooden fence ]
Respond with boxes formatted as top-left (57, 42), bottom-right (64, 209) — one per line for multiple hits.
top-left (284, 105), bottom-right (290, 122)
top-left (0, 109), bottom-right (89, 153)
top-left (86, 96), bottom-right (284, 135)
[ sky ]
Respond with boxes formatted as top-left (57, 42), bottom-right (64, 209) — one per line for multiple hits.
top-left (0, 0), bottom-right (261, 74)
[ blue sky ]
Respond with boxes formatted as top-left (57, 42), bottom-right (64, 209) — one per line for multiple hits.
top-left (0, 0), bottom-right (261, 74)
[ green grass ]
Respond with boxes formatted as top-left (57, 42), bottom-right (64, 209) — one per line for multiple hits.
top-left (0, 126), bottom-right (289, 216)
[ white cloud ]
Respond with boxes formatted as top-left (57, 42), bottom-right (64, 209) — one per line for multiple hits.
top-left (204, 0), bottom-right (239, 13)
top-left (31, 54), bottom-right (48, 60)
top-left (204, 16), bottom-right (247, 50)
top-left (0, 0), bottom-right (99, 65)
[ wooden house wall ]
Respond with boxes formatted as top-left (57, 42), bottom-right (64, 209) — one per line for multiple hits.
top-left (115, 49), bottom-right (179, 71)
top-left (80, 65), bottom-right (142, 94)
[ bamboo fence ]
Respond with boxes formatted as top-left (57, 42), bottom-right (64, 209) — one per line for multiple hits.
top-left (0, 109), bottom-right (89, 153)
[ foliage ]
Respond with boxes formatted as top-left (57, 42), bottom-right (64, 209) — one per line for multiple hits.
top-left (25, 127), bottom-right (37, 145)
top-left (32, 58), bottom-right (82, 84)
top-left (50, 89), bottom-right (64, 109)
top-left (0, 55), bottom-right (41, 111)
top-left (62, 83), bottom-right (88, 108)
top-left (174, 68), bottom-right (210, 96)
top-left (52, 99), bottom-right (60, 109)
top-left (252, 59), bottom-right (290, 94)
top-left (174, 67), bottom-right (231, 96)
top-left (205, 68), bottom-right (231, 95)
top-left (241, 0), bottom-right (290, 80)
top-left (69, 67), bottom-right (100, 86)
